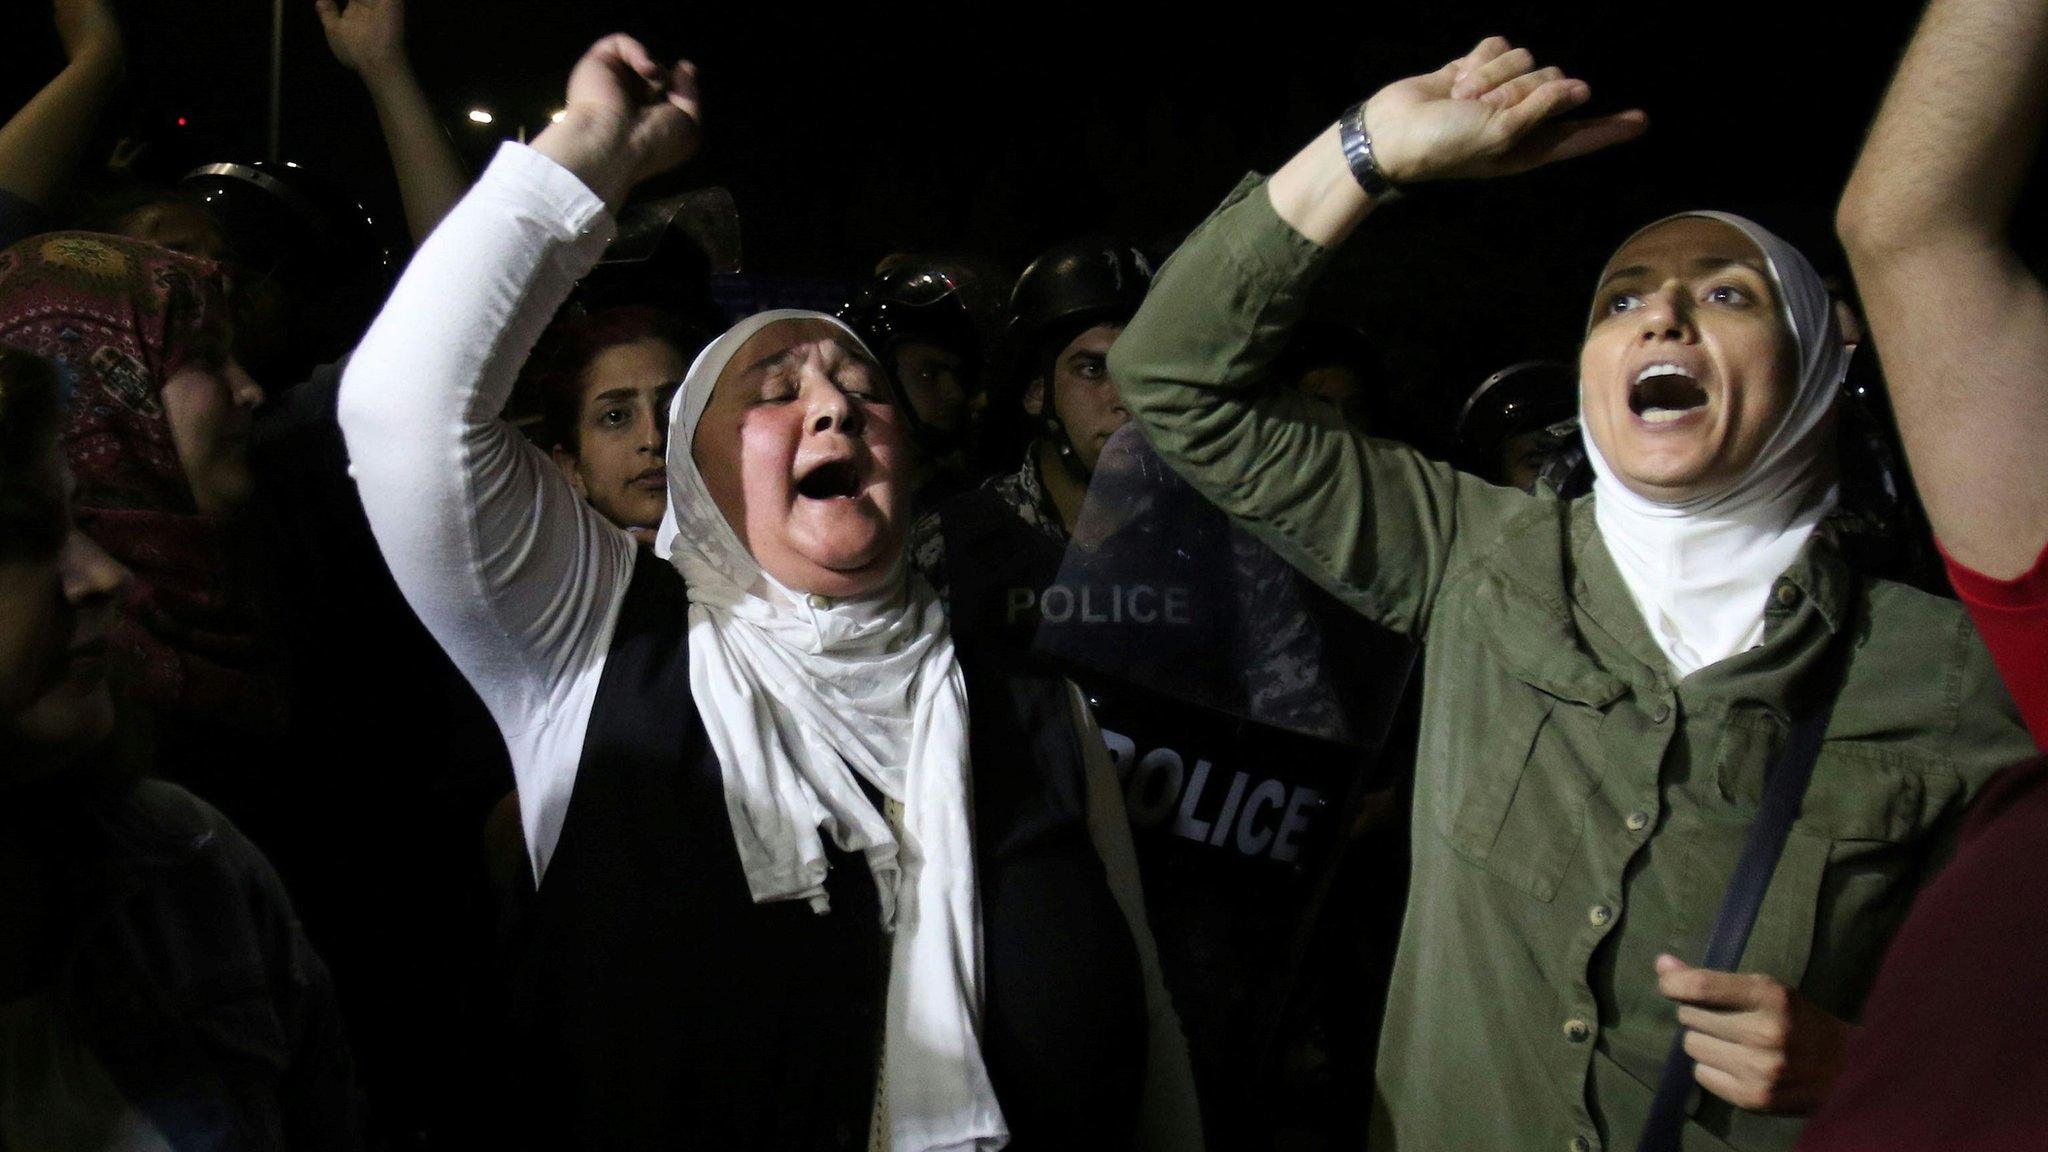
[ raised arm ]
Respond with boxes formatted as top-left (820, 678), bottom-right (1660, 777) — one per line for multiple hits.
top-left (336, 35), bottom-right (698, 733)
top-left (1109, 38), bottom-right (1643, 635)
top-left (315, 0), bottom-right (469, 246)
top-left (1836, 0), bottom-right (2048, 579)
top-left (0, 0), bottom-right (125, 228)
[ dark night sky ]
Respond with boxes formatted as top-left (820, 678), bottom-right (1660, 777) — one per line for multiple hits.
top-left (9, 0), bottom-right (2006, 433)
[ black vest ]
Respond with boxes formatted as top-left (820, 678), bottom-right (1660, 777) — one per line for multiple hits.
top-left (504, 551), bottom-right (1144, 1151)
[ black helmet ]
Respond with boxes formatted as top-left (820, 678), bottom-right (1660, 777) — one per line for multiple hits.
top-left (1006, 236), bottom-right (1152, 357)
top-left (180, 160), bottom-right (392, 289)
top-left (1457, 361), bottom-right (1578, 451)
top-left (837, 264), bottom-right (981, 453)
top-left (1457, 360), bottom-right (1582, 490)
top-left (836, 265), bottom-right (980, 371)
top-left (992, 237), bottom-right (1153, 482)
top-left (180, 160), bottom-right (395, 384)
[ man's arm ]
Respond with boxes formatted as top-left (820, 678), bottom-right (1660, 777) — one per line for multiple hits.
top-left (0, 0), bottom-right (124, 218)
top-left (315, 0), bottom-right (469, 246)
top-left (1109, 38), bottom-right (1643, 635)
top-left (1837, 0), bottom-right (2048, 579)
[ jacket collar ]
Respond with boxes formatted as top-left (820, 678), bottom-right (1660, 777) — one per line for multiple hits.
top-left (1473, 494), bottom-right (1856, 706)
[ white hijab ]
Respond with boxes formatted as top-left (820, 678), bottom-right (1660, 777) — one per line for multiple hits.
top-left (1583, 212), bottom-right (1849, 679)
top-left (654, 310), bottom-right (1006, 1152)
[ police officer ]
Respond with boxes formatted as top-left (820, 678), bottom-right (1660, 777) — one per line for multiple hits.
top-left (912, 239), bottom-right (1417, 1149)
top-left (836, 261), bottom-right (983, 510)
top-left (1455, 359), bottom-right (1581, 493)
top-left (910, 235), bottom-right (1151, 614)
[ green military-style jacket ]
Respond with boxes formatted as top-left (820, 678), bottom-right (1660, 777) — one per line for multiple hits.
top-left (1107, 176), bottom-right (2033, 1152)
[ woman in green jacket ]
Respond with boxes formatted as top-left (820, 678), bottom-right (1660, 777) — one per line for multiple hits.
top-left (1108, 35), bottom-right (2033, 1152)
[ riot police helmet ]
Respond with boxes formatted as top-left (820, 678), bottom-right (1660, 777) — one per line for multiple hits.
top-left (998, 237), bottom-right (1153, 478)
top-left (1005, 236), bottom-right (1152, 360)
top-left (836, 263), bottom-right (981, 450)
top-left (1457, 360), bottom-right (1580, 490)
top-left (179, 160), bottom-right (395, 384)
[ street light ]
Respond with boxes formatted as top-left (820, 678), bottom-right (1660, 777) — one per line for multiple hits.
top-left (467, 109), bottom-right (495, 125)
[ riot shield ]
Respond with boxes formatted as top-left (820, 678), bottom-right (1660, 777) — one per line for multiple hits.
top-left (1030, 424), bottom-right (1418, 1146)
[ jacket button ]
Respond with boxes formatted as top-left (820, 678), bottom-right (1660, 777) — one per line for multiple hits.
top-left (1775, 582), bottom-right (1802, 607)
top-left (1563, 1018), bottom-right (1591, 1043)
top-left (1589, 904), bottom-right (1614, 927)
top-left (1650, 702), bottom-right (1671, 724)
top-left (1570, 1138), bottom-right (1593, 1152)
top-left (1626, 810), bottom-right (1652, 833)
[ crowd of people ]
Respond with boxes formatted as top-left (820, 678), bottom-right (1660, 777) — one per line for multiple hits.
top-left (2, 0), bottom-right (2045, 1150)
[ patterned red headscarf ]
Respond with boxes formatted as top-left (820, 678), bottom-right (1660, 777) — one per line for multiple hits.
top-left (0, 232), bottom-right (277, 725)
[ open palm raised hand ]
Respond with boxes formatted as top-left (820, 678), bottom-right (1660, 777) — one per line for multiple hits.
top-left (1363, 37), bottom-right (1646, 185)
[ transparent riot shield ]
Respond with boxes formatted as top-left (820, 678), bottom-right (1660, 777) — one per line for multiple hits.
top-left (1029, 424), bottom-right (1418, 1146)
top-left (1035, 423), bottom-right (1412, 746)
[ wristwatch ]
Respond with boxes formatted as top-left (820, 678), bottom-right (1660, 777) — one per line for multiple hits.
top-left (1338, 101), bottom-right (1399, 201)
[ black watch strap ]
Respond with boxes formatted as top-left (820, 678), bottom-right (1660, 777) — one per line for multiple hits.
top-left (1339, 101), bottom-right (1399, 201)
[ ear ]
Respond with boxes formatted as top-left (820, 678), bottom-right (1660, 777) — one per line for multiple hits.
top-left (1021, 376), bottom-right (1046, 418)
top-left (551, 445), bottom-right (589, 498)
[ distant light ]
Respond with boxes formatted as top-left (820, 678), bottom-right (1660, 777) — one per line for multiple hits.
top-left (176, 116), bottom-right (188, 127)
top-left (550, 109), bottom-right (566, 124)
top-left (467, 109), bottom-right (494, 125)
top-left (283, 160), bottom-right (300, 168)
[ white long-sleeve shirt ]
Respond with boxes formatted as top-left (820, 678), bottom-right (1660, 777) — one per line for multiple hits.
top-left (337, 144), bottom-right (1202, 1145)
top-left (338, 143), bottom-right (632, 879)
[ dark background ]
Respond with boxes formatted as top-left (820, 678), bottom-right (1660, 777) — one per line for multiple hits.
top-left (3, 0), bottom-right (2001, 433)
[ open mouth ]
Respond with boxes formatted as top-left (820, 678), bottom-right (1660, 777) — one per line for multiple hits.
top-left (1629, 364), bottom-right (1709, 424)
top-left (795, 459), bottom-right (863, 501)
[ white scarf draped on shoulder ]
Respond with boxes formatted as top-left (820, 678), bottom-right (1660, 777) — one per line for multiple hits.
top-left (653, 309), bottom-right (1006, 1152)
top-left (1583, 212), bottom-right (1850, 680)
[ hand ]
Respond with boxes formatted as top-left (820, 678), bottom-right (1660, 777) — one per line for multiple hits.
top-left (1361, 36), bottom-right (1645, 184)
top-left (532, 35), bottom-right (702, 210)
top-left (1656, 954), bottom-right (1854, 1114)
top-left (52, 0), bottom-right (123, 66)
top-left (315, 0), bottom-right (408, 82)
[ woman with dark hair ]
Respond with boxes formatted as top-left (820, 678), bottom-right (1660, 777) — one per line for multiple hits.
top-left (531, 304), bottom-right (703, 545)
top-left (339, 34), bottom-right (1193, 1152)
top-left (0, 345), bottom-right (360, 1149)
top-left (1107, 36), bottom-right (2034, 1152)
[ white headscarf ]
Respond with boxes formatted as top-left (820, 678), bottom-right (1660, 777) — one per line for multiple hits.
top-left (1582, 212), bottom-right (1849, 679)
top-left (654, 310), bottom-right (1006, 1152)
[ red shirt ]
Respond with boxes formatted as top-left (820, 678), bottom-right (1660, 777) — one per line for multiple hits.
top-left (1941, 542), bottom-right (2048, 750)
top-left (1797, 544), bottom-right (2048, 1151)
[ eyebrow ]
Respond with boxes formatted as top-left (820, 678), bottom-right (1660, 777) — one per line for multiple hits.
top-left (743, 347), bottom-right (804, 376)
top-left (1598, 256), bottom-right (1769, 291)
top-left (586, 387), bottom-right (643, 405)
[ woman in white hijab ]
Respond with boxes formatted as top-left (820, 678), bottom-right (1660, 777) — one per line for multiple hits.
top-left (338, 35), bottom-right (1195, 1152)
top-left (1104, 35), bottom-right (2032, 1152)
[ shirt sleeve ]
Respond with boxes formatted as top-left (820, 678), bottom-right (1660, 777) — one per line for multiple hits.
top-left (1106, 175), bottom-right (1521, 638)
top-left (337, 143), bottom-right (635, 873)
top-left (1940, 537), bottom-right (2048, 751)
